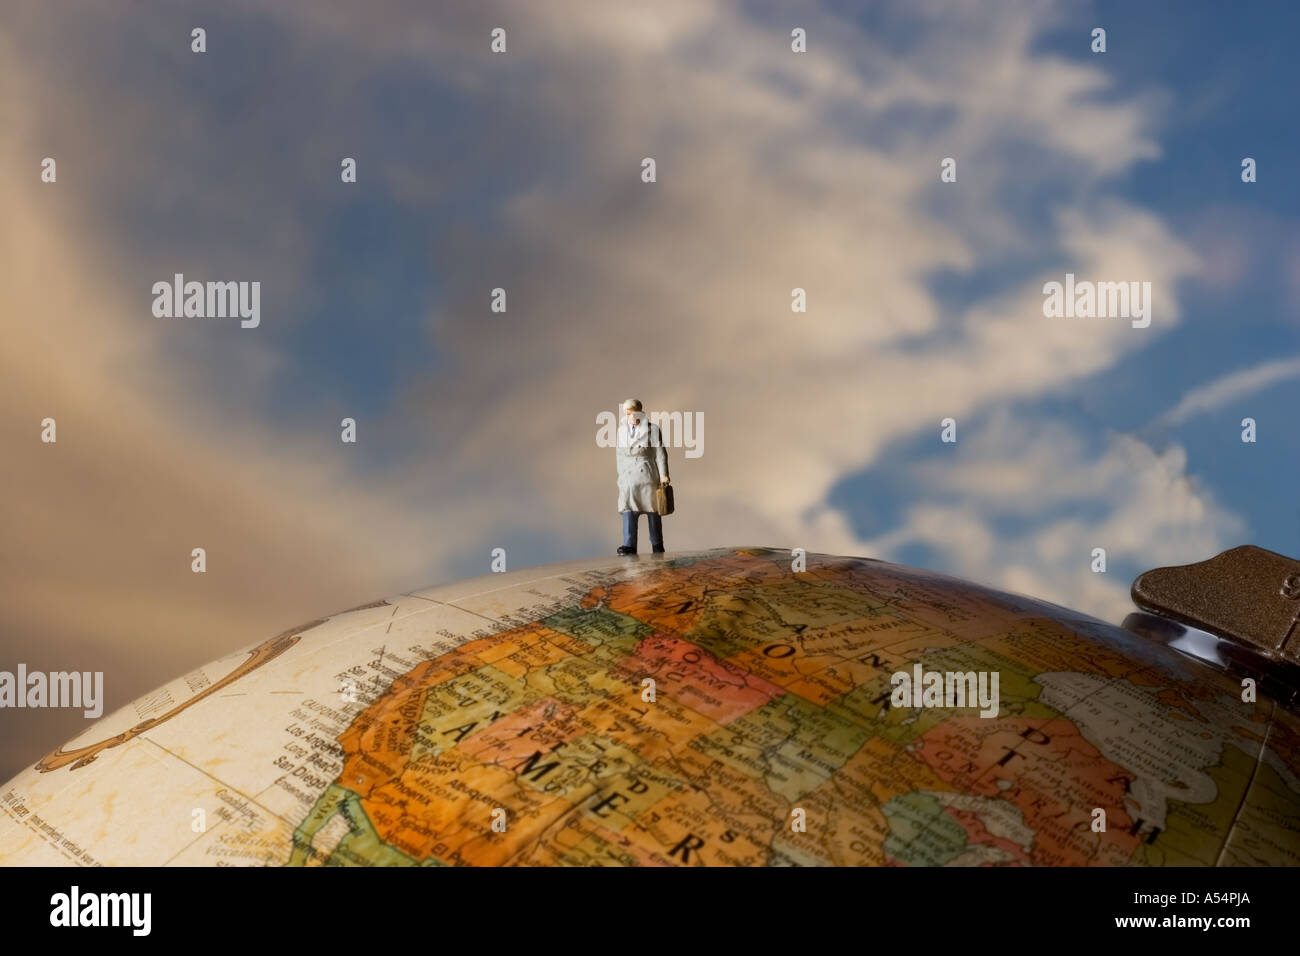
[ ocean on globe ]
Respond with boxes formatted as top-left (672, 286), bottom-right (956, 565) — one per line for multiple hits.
top-left (1, 547), bottom-right (1297, 866)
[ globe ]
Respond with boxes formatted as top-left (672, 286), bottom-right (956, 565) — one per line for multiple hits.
top-left (1, 547), bottom-right (1296, 866)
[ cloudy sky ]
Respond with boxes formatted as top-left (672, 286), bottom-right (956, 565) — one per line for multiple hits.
top-left (2, 0), bottom-right (1297, 779)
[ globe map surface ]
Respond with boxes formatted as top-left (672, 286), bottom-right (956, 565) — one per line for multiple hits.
top-left (2, 547), bottom-right (1297, 866)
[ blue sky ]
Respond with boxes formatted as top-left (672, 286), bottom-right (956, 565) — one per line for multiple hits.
top-left (15, 0), bottom-right (1300, 586)
top-left (1068, 0), bottom-right (1300, 556)
top-left (830, 0), bottom-right (1300, 581)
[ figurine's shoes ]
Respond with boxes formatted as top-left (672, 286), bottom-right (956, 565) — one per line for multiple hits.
top-left (652, 547), bottom-right (665, 554)
top-left (616, 546), bottom-right (636, 556)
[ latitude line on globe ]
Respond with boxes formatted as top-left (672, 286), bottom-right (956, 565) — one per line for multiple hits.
top-left (139, 736), bottom-right (301, 832)
top-left (1212, 707), bottom-right (1276, 868)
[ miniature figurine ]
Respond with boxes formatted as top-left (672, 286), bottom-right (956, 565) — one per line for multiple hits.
top-left (615, 399), bottom-right (670, 555)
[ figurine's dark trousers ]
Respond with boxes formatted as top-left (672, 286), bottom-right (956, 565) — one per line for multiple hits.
top-left (622, 511), bottom-right (664, 552)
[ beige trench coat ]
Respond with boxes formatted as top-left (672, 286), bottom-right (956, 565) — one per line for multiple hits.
top-left (616, 418), bottom-right (669, 513)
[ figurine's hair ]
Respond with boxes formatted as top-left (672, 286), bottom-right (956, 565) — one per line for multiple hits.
top-left (622, 398), bottom-right (643, 412)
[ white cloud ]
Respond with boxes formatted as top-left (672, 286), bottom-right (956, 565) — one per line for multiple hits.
top-left (1154, 356), bottom-right (1300, 429)
top-left (233, 1), bottom-right (1223, 616)
top-left (865, 414), bottom-right (1246, 621)
top-left (325, 3), bottom-right (1204, 567)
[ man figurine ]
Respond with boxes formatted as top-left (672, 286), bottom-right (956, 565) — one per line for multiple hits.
top-left (615, 399), bottom-right (670, 555)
